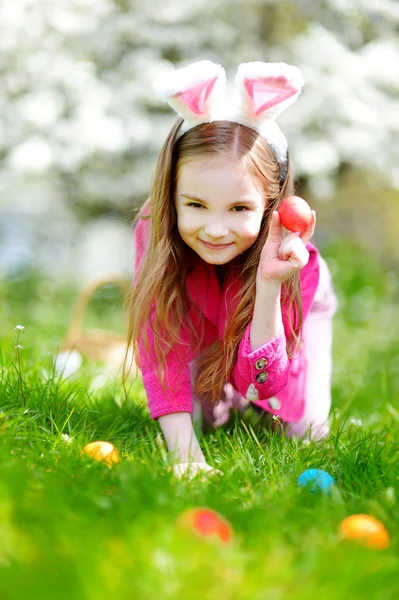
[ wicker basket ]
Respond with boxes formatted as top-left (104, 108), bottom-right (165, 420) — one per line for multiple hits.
top-left (60, 276), bottom-right (137, 374)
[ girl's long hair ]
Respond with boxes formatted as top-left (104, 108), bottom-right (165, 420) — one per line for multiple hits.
top-left (123, 119), bottom-right (302, 404)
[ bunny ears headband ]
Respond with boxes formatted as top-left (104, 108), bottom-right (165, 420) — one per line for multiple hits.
top-left (153, 60), bottom-right (304, 166)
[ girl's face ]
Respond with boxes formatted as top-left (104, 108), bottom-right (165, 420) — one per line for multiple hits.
top-left (174, 156), bottom-right (266, 265)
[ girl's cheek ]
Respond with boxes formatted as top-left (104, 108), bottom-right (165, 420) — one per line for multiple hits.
top-left (177, 219), bottom-right (201, 237)
top-left (242, 221), bottom-right (262, 238)
top-left (179, 215), bottom-right (198, 232)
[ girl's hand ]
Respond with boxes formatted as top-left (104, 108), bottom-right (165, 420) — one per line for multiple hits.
top-left (257, 210), bottom-right (316, 287)
top-left (172, 462), bottom-right (224, 480)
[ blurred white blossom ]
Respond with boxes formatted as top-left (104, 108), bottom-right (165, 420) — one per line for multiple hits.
top-left (1, 0), bottom-right (399, 278)
top-left (349, 418), bottom-right (363, 427)
top-left (8, 137), bottom-right (54, 172)
top-left (54, 350), bottom-right (83, 378)
top-left (384, 487), bottom-right (395, 505)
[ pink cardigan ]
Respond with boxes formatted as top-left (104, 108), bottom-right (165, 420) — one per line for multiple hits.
top-left (133, 209), bottom-right (320, 423)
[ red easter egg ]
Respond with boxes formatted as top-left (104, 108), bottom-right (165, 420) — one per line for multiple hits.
top-left (178, 508), bottom-right (233, 544)
top-left (278, 196), bottom-right (312, 232)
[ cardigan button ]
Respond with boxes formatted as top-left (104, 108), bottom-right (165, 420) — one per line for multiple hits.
top-left (256, 372), bottom-right (268, 383)
top-left (245, 383), bottom-right (259, 401)
top-left (255, 358), bottom-right (267, 370)
top-left (268, 396), bottom-right (281, 411)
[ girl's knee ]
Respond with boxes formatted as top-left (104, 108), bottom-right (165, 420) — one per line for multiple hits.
top-left (287, 418), bottom-right (330, 441)
top-left (310, 256), bottom-right (338, 319)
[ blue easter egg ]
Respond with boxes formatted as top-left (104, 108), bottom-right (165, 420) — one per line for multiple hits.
top-left (298, 469), bottom-right (334, 494)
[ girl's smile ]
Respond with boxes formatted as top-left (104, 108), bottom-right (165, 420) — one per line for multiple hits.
top-left (200, 240), bottom-right (233, 250)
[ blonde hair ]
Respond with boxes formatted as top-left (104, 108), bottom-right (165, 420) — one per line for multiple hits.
top-left (124, 119), bottom-right (302, 405)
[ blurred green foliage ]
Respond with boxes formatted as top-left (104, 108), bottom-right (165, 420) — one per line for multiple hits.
top-left (0, 238), bottom-right (398, 599)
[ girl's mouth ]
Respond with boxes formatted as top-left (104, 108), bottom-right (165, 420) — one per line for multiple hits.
top-left (201, 241), bottom-right (233, 250)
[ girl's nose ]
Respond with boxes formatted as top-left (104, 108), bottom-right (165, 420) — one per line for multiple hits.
top-left (204, 222), bottom-right (229, 237)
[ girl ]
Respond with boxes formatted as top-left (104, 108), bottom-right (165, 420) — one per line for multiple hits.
top-left (124, 61), bottom-right (338, 477)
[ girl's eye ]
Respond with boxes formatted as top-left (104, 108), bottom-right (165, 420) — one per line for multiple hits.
top-left (187, 203), bottom-right (247, 212)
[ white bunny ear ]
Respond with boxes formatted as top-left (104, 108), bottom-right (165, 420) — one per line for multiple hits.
top-left (153, 60), bottom-right (226, 126)
top-left (234, 62), bottom-right (304, 126)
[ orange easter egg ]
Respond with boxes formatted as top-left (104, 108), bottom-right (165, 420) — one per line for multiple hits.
top-left (81, 441), bottom-right (120, 467)
top-left (178, 508), bottom-right (233, 544)
top-left (279, 196), bottom-right (312, 232)
top-left (339, 514), bottom-right (390, 549)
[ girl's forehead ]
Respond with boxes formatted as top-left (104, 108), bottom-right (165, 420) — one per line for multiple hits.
top-left (176, 155), bottom-right (266, 198)
top-left (178, 154), bottom-right (244, 173)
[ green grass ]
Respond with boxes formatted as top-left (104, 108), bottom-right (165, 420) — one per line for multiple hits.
top-left (0, 239), bottom-right (398, 600)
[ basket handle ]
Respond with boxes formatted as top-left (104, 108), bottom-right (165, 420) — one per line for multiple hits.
top-left (66, 276), bottom-right (131, 343)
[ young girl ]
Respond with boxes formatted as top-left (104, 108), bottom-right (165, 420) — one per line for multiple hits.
top-left (125, 61), bottom-right (338, 477)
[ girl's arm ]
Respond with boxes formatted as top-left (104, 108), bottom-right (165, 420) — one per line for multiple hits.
top-left (158, 413), bottom-right (223, 477)
top-left (230, 212), bottom-right (318, 416)
top-left (134, 216), bottom-right (221, 476)
top-left (158, 412), bottom-right (205, 463)
top-left (250, 210), bottom-right (316, 350)
top-left (250, 280), bottom-right (282, 352)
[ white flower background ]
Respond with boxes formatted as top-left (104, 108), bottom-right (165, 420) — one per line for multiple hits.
top-left (1, 0), bottom-right (398, 282)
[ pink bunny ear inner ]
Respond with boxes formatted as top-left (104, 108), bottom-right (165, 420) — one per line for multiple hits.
top-left (174, 75), bottom-right (219, 115)
top-left (244, 76), bottom-right (299, 116)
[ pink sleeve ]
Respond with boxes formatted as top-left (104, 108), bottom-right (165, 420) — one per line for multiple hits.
top-left (139, 337), bottom-right (195, 419)
top-left (230, 242), bottom-right (320, 406)
top-left (298, 242), bottom-right (320, 322)
top-left (231, 326), bottom-right (290, 402)
top-left (133, 215), bottom-right (195, 420)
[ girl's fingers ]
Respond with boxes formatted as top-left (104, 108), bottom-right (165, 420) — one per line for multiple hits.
top-left (266, 211), bottom-right (282, 244)
top-left (299, 210), bottom-right (316, 245)
top-left (279, 236), bottom-right (309, 268)
top-left (172, 462), bottom-right (224, 479)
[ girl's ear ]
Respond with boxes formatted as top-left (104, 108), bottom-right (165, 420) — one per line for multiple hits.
top-left (153, 60), bottom-right (226, 126)
top-left (234, 62), bottom-right (304, 126)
